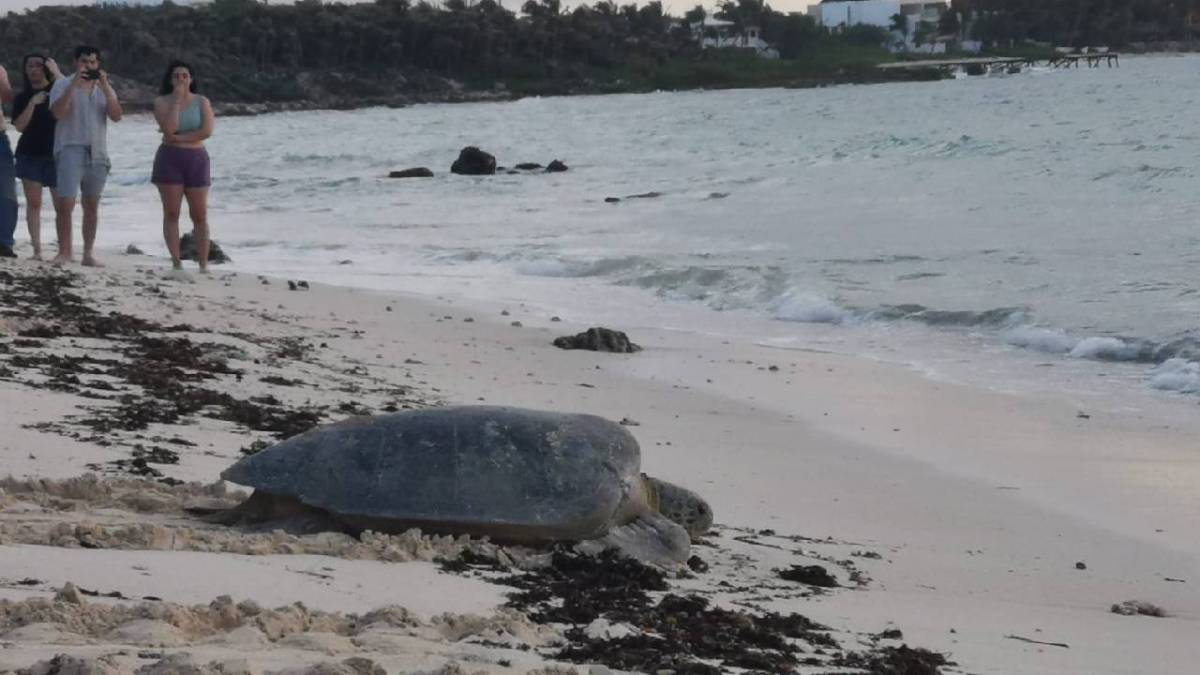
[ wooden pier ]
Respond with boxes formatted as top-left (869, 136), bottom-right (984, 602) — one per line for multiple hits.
top-left (878, 53), bottom-right (1119, 74)
top-left (1047, 52), bottom-right (1120, 68)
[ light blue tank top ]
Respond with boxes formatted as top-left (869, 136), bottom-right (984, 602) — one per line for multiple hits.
top-left (177, 97), bottom-right (202, 134)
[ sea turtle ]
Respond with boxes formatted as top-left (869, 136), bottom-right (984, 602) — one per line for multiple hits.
top-left (218, 406), bottom-right (713, 564)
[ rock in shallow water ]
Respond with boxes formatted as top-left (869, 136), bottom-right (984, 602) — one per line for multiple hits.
top-left (388, 167), bottom-right (434, 178)
top-left (450, 146), bottom-right (496, 175)
top-left (180, 232), bottom-right (231, 264)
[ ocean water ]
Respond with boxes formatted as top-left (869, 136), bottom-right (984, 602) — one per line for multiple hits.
top-left (67, 55), bottom-right (1200, 407)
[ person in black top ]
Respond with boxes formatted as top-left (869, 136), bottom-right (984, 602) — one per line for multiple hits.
top-left (12, 53), bottom-right (64, 260)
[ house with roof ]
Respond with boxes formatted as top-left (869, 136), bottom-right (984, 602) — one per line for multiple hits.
top-left (807, 0), bottom-right (949, 52)
top-left (692, 18), bottom-right (781, 58)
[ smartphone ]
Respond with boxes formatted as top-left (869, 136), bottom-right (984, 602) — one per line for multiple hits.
top-left (82, 69), bottom-right (100, 81)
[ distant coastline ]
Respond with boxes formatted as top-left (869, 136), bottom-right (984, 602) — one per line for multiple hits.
top-left (4, 1), bottom-right (1187, 118)
top-left (117, 58), bottom-right (949, 117)
top-left (1, 2), bottom-right (937, 118)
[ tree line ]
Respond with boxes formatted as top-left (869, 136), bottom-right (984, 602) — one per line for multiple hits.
top-left (0, 0), bottom-right (884, 106)
top-left (0, 0), bottom-right (1187, 107)
top-left (951, 0), bottom-right (1200, 47)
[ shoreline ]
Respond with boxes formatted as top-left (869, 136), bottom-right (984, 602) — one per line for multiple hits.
top-left (186, 52), bottom-right (1169, 117)
top-left (0, 249), bottom-right (1197, 673)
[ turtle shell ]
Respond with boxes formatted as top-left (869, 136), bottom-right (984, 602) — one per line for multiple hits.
top-left (221, 406), bottom-right (642, 539)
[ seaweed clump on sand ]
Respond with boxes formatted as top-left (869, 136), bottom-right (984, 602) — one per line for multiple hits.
top-left (831, 644), bottom-right (950, 674)
top-left (0, 268), bottom-right (396, 481)
top-left (441, 546), bottom-right (952, 674)
top-left (443, 548), bottom-right (887, 674)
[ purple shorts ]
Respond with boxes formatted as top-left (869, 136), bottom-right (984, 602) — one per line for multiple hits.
top-left (152, 145), bottom-right (210, 188)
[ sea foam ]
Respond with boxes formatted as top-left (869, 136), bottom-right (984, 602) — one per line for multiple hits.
top-left (772, 292), bottom-right (851, 324)
top-left (1069, 337), bottom-right (1142, 362)
top-left (1150, 359), bottom-right (1200, 393)
top-left (1004, 325), bottom-right (1076, 354)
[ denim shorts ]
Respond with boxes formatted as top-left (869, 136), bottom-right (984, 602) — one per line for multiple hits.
top-left (56, 145), bottom-right (110, 200)
top-left (15, 154), bottom-right (56, 188)
top-left (152, 145), bottom-right (211, 188)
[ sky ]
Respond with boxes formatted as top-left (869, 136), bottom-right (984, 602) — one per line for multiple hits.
top-left (0, 0), bottom-right (92, 10)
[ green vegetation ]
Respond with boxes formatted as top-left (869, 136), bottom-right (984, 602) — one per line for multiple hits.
top-left (955, 0), bottom-right (1200, 48)
top-left (0, 0), bottom-right (921, 110)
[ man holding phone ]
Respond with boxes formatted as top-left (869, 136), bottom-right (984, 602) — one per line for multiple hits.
top-left (48, 45), bottom-right (123, 266)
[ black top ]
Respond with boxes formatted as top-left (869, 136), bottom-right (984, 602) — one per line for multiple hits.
top-left (13, 87), bottom-right (56, 157)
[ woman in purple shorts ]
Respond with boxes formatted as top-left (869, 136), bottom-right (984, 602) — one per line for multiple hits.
top-left (152, 60), bottom-right (215, 274)
top-left (12, 53), bottom-right (63, 260)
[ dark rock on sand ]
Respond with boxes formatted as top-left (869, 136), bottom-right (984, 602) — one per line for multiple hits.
top-left (180, 232), bottom-right (231, 264)
top-left (553, 327), bottom-right (641, 353)
top-left (1111, 600), bottom-right (1167, 617)
top-left (604, 197), bottom-right (621, 203)
top-left (388, 167), bottom-right (434, 178)
top-left (546, 159), bottom-right (569, 172)
top-left (514, 162), bottom-right (543, 171)
top-left (450, 146), bottom-right (497, 175)
top-left (779, 564), bottom-right (839, 588)
top-left (125, 244), bottom-right (145, 255)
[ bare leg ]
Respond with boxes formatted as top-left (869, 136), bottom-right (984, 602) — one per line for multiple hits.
top-left (184, 187), bottom-right (210, 272)
top-left (53, 196), bottom-right (75, 265)
top-left (80, 196), bottom-right (102, 267)
top-left (158, 184), bottom-right (185, 268)
top-left (21, 180), bottom-right (43, 260)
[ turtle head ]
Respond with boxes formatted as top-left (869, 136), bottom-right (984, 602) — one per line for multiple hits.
top-left (644, 476), bottom-right (713, 540)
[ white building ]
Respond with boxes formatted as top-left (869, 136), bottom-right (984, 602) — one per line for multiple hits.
top-left (808, 1), bottom-right (946, 30)
top-left (693, 18), bottom-right (780, 58)
top-left (807, 1), bottom-right (948, 52)
top-left (96, 0), bottom-right (205, 5)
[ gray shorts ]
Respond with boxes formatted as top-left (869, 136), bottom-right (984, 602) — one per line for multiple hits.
top-left (55, 146), bottom-right (110, 200)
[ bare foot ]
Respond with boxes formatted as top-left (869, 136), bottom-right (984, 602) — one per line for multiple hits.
top-left (81, 255), bottom-right (104, 268)
top-left (165, 268), bottom-right (194, 283)
top-left (50, 253), bottom-right (73, 267)
top-left (198, 267), bottom-right (211, 276)
top-left (31, 248), bottom-right (42, 261)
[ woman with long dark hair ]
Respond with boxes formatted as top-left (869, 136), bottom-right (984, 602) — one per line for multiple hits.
top-left (12, 53), bottom-right (63, 260)
top-left (152, 60), bottom-right (214, 275)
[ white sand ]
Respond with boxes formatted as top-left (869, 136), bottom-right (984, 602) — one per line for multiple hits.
top-left (1, 250), bottom-right (1197, 673)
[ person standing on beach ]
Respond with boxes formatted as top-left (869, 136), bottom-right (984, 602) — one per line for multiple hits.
top-left (13, 54), bottom-right (64, 261)
top-left (49, 45), bottom-right (123, 267)
top-left (0, 63), bottom-right (19, 259)
top-left (152, 60), bottom-right (214, 275)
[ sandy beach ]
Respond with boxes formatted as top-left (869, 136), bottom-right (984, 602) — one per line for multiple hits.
top-left (1, 248), bottom-right (1197, 674)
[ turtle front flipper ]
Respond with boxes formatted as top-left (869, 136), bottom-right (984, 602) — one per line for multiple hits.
top-left (575, 513), bottom-right (690, 566)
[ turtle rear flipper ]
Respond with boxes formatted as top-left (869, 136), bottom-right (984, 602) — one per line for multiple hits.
top-left (575, 513), bottom-right (690, 566)
top-left (192, 491), bottom-right (343, 534)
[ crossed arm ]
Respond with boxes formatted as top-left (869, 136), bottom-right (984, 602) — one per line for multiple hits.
top-left (154, 96), bottom-right (214, 143)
